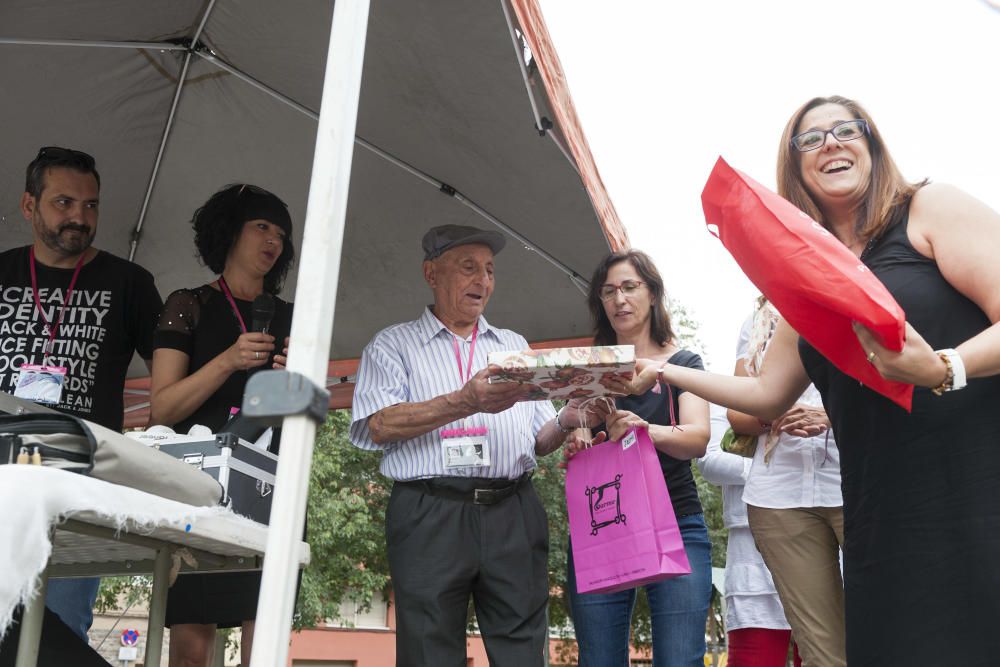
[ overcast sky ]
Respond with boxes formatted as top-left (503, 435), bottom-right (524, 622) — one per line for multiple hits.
top-left (538, 0), bottom-right (1000, 372)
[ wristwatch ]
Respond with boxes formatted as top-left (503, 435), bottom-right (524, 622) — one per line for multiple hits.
top-left (555, 406), bottom-right (574, 433)
top-left (932, 348), bottom-right (967, 395)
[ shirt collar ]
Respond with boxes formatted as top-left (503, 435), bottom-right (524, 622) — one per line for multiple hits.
top-left (419, 306), bottom-right (493, 344)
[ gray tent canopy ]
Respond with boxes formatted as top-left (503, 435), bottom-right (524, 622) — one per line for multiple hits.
top-left (0, 0), bottom-right (622, 364)
top-left (0, 1), bottom-right (625, 664)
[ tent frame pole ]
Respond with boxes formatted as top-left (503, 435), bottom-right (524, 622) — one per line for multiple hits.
top-left (0, 37), bottom-right (187, 50)
top-left (128, 51), bottom-right (191, 261)
top-left (195, 51), bottom-right (588, 289)
top-left (248, 0), bottom-right (371, 664)
top-left (128, 0), bottom-right (219, 260)
top-left (498, 0), bottom-right (578, 171)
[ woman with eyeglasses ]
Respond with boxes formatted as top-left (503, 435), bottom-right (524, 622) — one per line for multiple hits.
top-left (564, 250), bottom-right (712, 667)
top-left (633, 95), bottom-right (1000, 665)
top-left (149, 183), bottom-right (295, 667)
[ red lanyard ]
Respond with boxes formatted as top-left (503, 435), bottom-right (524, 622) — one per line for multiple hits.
top-left (450, 324), bottom-right (479, 385)
top-left (29, 247), bottom-right (85, 358)
top-left (217, 276), bottom-right (248, 334)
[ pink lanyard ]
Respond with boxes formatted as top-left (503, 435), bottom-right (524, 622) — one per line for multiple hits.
top-left (217, 276), bottom-right (248, 334)
top-left (450, 324), bottom-right (479, 385)
top-left (29, 247), bottom-right (85, 358)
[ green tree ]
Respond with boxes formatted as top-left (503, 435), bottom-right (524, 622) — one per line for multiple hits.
top-left (295, 409), bottom-right (391, 628)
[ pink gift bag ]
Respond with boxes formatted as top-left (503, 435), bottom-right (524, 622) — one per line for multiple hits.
top-left (566, 427), bottom-right (690, 594)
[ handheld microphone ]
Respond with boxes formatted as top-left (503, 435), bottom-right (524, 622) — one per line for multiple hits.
top-left (251, 293), bottom-right (276, 334)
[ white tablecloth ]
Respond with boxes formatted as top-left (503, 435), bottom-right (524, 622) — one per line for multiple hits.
top-left (0, 465), bottom-right (264, 638)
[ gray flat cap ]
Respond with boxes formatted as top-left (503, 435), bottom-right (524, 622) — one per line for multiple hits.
top-left (422, 224), bottom-right (506, 261)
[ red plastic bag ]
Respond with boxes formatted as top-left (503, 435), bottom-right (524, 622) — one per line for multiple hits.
top-left (701, 156), bottom-right (912, 411)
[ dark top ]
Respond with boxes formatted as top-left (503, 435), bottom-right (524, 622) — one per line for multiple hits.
top-left (602, 349), bottom-right (705, 517)
top-left (155, 283), bottom-right (293, 627)
top-left (153, 284), bottom-right (293, 433)
top-left (799, 208), bottom-right (1000, 665)
top-left (0, 247), bottom-right (161, 430)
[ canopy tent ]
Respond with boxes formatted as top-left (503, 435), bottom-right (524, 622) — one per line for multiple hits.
top-left (0, 1), bottom-right (626, 664)
top-left (0, 0), bottom-right (625, 357)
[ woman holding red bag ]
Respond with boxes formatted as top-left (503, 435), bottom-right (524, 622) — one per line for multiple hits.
top-left (639, 95), bottom-right (1000, 666)
top-left (564, 249), bottom-right (712, 667)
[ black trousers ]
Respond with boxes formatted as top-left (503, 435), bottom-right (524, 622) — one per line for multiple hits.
top-left (387, 477), bottom-right (549, 667)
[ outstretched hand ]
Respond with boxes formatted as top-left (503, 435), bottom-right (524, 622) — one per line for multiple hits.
top-left (622, 358), bottom-right (661, 395)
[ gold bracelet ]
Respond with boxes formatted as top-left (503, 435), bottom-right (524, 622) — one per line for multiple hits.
top-left (930, 351), bottom-right (954, 396)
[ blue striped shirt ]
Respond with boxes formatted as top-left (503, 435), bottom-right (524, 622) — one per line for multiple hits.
top-left (350, 307), bottom-right (556, 481)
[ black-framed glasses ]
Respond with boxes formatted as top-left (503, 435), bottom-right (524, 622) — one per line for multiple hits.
top-left (599, 280), bottom-right (645, 301)
top-left (35, 146), bottom-right (96, 169)
top-left (790, 119), bottom-right (869, 152)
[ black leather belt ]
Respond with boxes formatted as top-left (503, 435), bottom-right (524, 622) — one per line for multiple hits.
top-left (398, 471), bottom-right (532, 505)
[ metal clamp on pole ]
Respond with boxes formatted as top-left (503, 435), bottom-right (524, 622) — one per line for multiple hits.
top-left (241, 369), bottom-right (330, 426)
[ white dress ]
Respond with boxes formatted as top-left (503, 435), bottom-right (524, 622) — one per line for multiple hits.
top-left (697, 405), bottom-right (790, 632)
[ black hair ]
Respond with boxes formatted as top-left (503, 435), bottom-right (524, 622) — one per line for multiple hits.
top-left (25, 146), bottom-right (101, 198)
top-left (192, 184), bottom-right (296, 294)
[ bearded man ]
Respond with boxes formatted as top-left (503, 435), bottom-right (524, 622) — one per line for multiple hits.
top-left (0, 146), bottom-right (162, 640)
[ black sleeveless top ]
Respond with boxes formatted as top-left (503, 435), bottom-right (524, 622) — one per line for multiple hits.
top-left (599, 349), bottom-right (705, 517)
top-left (798, 206), bottom-right (1000, 665)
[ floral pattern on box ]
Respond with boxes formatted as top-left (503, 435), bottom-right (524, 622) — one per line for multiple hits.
top-left (486, 345), bottom-right (635, 400)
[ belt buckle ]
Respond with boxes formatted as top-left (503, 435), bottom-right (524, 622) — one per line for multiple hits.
top-left (473, 488), bottom-right (492, 505)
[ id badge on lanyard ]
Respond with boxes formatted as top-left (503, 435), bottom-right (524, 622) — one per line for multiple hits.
top-left (15, 249), bottom-right (83, 406)
top-left (440, 324), bottom-right (491, 470)
top-left (14, 364), bottom-right (67, 405)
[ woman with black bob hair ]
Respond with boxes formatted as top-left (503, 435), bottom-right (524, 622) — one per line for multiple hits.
top-left (150, 183), bottom-right (295, 667)
top-left (565, 249), bottom-right (712, 667)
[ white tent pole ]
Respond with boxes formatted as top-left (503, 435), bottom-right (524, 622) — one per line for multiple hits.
top-left (248, 1), bottom-right (370, 665)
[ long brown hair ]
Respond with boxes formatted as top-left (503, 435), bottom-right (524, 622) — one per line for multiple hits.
top-left (776, 95), bottom-right (925, 242)
top-left (587, 250), bottom-right (675, 347)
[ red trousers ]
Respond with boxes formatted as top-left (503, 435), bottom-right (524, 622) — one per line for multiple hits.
top-left (728, 628), bottom-right (802, 667)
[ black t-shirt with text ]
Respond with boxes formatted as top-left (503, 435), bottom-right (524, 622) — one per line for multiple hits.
top-left (0, 246), bottom-right (162, 430)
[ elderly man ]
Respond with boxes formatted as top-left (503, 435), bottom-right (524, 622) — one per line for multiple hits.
top-left (0, 147), bottom-right (162, 640)
top-left (351, 225), bottom-right (606, 666)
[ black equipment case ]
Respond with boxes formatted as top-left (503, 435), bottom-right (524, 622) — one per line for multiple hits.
top-left (136, 431), bottom-right (278, 524)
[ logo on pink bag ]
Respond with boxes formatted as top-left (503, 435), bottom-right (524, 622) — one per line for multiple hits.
top-left (586, 474), bottom-right (626, 536)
